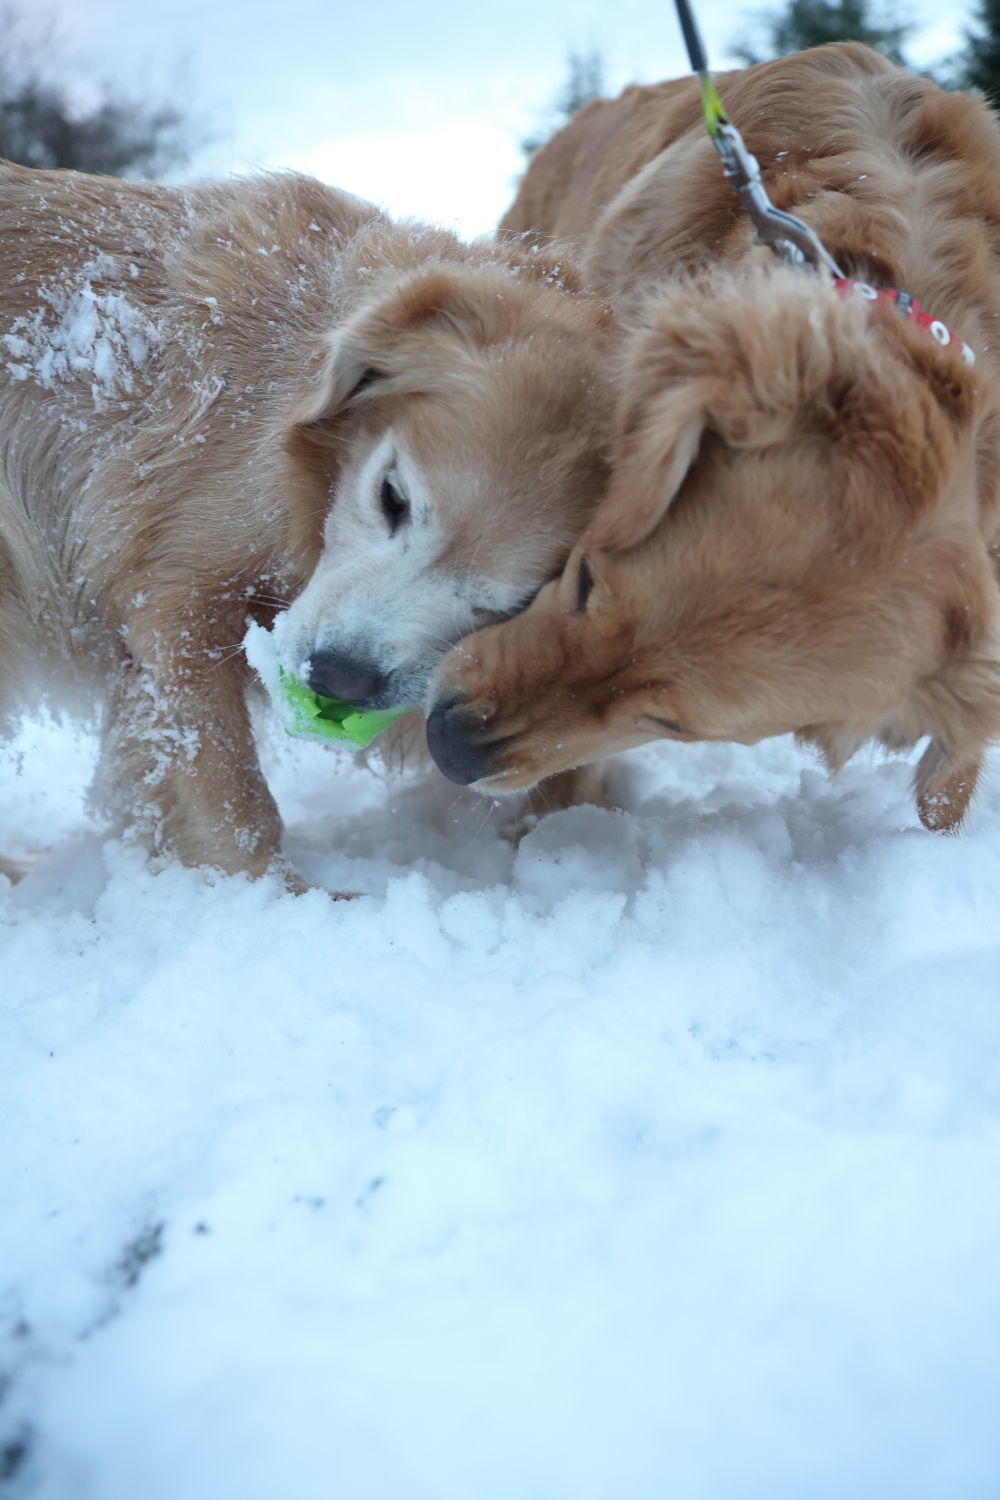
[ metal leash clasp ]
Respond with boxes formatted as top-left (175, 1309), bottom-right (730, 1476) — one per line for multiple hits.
top-left (711, 111), bottom-right (844, 278)
top-left (676, 0), bottom-right (844, 280)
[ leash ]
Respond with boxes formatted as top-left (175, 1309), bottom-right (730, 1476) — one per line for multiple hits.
top-left (670, 0), bottom-right (975, 362)
top-left (672, 0), bottom-right (843, 276)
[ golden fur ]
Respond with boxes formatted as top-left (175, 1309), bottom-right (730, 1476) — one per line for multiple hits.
top-left (427, 46), bottom-right (1000, 831)
top-left (0, 165), bottom-right (615, 883)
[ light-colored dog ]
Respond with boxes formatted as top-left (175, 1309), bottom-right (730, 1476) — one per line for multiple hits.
top-left (427, 46), bottom-right (1000, 831)
top-left (0, 165), bottom-right (615, 883)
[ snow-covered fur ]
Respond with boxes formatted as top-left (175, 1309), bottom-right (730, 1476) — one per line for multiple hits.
top-left (429, 46), bottom-right (1000, 830)
top-left (0, 165), bottom-right (614, 881)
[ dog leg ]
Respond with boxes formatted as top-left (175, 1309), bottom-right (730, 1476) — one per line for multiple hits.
top-left (915, 741), bottom-right (982, 832)
top-left (96, 652), bottom-right (288, 880)
top-left (0, 535), bottom-right (39, 886)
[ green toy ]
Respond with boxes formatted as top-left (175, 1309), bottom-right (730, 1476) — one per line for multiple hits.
top-left (277, 668), bottom-right (402, 748)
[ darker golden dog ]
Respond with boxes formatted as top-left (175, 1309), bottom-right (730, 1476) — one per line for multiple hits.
top-left (427, 46), bottom-right (1000, 831)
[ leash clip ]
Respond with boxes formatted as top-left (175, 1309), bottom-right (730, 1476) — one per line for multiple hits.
top-left (672, 0), bottom-right (976, 359)
top-left (712, 117), bottom-right (844, 279)
top-left (677, 0), bottom-right (844, 279)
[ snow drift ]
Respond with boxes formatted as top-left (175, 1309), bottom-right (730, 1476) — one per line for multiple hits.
top-left (2, 713), bottom-right (999, 1498)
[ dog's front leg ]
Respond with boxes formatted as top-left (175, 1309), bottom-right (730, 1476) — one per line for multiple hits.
top-left (96, 648), bottom-right (287, 881)
top-left (915, 742), bottom-right (982, 833)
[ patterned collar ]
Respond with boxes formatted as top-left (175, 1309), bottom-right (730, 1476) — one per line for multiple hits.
top-left (833, 277), bottom-right (976, 366)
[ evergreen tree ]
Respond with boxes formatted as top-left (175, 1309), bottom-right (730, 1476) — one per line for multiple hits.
top-left (521, 50), bottom-right (606, 159)
top-left (733, 0), bottom-right (913, 67)
top-left (957, 0), bottom-right (1000, 99)
top-left (0, 3), bottom-right (207, 178)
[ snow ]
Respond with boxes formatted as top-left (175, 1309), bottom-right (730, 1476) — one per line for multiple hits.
top-left (2, 711), bottom-right (1000, 1497)
top-left (3, 263), bottom-right (159, 405)
top-left (244, 616), bottom-right (298, 731)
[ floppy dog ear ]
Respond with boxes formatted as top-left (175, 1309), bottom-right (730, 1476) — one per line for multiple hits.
top-left (586, 269), bottom-right (829, 554)
top-left (588, 378), bottom-right (712, 553)
top-left (293, 310), bottom-right (394, 426)
top-left (589, 362), bottom-right (801, 556)
top-left (294, 267), bottom-right (516, 425)
top-left (587, 263), bottom-right (980, 556)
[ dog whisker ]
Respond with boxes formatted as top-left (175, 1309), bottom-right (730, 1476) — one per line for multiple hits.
top-left (202, 646), bottom-right (249, 675)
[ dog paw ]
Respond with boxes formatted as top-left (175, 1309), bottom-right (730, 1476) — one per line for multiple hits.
top-left (0, 851), bottom-right (42, 885)
top-left (273, 865), bottom-right (363, 901)
top-left (915, 746), bottom-right (981, 833)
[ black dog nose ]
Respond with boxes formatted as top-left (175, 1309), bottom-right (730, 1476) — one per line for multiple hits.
top-left (426, 698), bottom-right (502, 786)
top-left (307, 648), bottom-right (387, 707)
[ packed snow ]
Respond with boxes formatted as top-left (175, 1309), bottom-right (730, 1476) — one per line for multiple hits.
top-left (2, 705), bottom-right (999, 1498)
top-left (3, 259), bottom-right (159, 405)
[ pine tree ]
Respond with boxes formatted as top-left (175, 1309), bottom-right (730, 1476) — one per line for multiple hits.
top-left (733, 0), bottom-right (913, 68)
top-left (521, 50), bottom-right (606, 159)
top-left (0, 2), bottom-right (207, 178)
top-left (958, 0), bottom-right (1000, 99)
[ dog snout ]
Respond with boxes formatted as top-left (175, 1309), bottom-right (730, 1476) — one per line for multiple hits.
top-left (426, 698), bottom-right (504, 786)
top-left (306, 648), bottom-right (387, 707)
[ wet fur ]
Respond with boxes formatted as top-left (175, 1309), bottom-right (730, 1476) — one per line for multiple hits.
top-left (0, 164), bottom-right (614, 881)
top-left (430, 46), bottom-right (1000, 829)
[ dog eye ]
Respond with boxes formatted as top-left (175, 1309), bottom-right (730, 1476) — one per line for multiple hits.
top-left (380, 474), bottom-right (410, 535)
top-left (647, 715), bottom-right (690, 736)
top-left (574, 554), bottom-right (594, 613)
top-left (351, 367), bottom-right (382, 398)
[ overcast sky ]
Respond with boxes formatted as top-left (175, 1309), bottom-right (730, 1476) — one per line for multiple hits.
top-left (45, 0), bottom-right (970, 235)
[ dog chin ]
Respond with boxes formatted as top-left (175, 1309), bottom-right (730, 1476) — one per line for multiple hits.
top-left (467, 765), bottom-right (535, 795)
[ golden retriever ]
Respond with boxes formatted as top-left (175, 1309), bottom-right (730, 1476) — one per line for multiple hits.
top-left (427, 45), bottom-right (1000, 831)
top-left (0, 165), bottom-right (616, 884)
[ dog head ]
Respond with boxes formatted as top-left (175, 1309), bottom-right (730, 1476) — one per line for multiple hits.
top-left (426, 265), bottom-right (1000, 830)
top-left (277, 253), bottom-right (615, 710)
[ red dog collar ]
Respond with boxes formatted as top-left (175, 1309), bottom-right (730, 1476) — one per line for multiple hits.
top-left (834, 277), bottom-right (976, 366)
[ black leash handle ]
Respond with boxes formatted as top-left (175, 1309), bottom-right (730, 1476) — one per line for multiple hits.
top-left (674, 0), bottom-right (711, 77)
